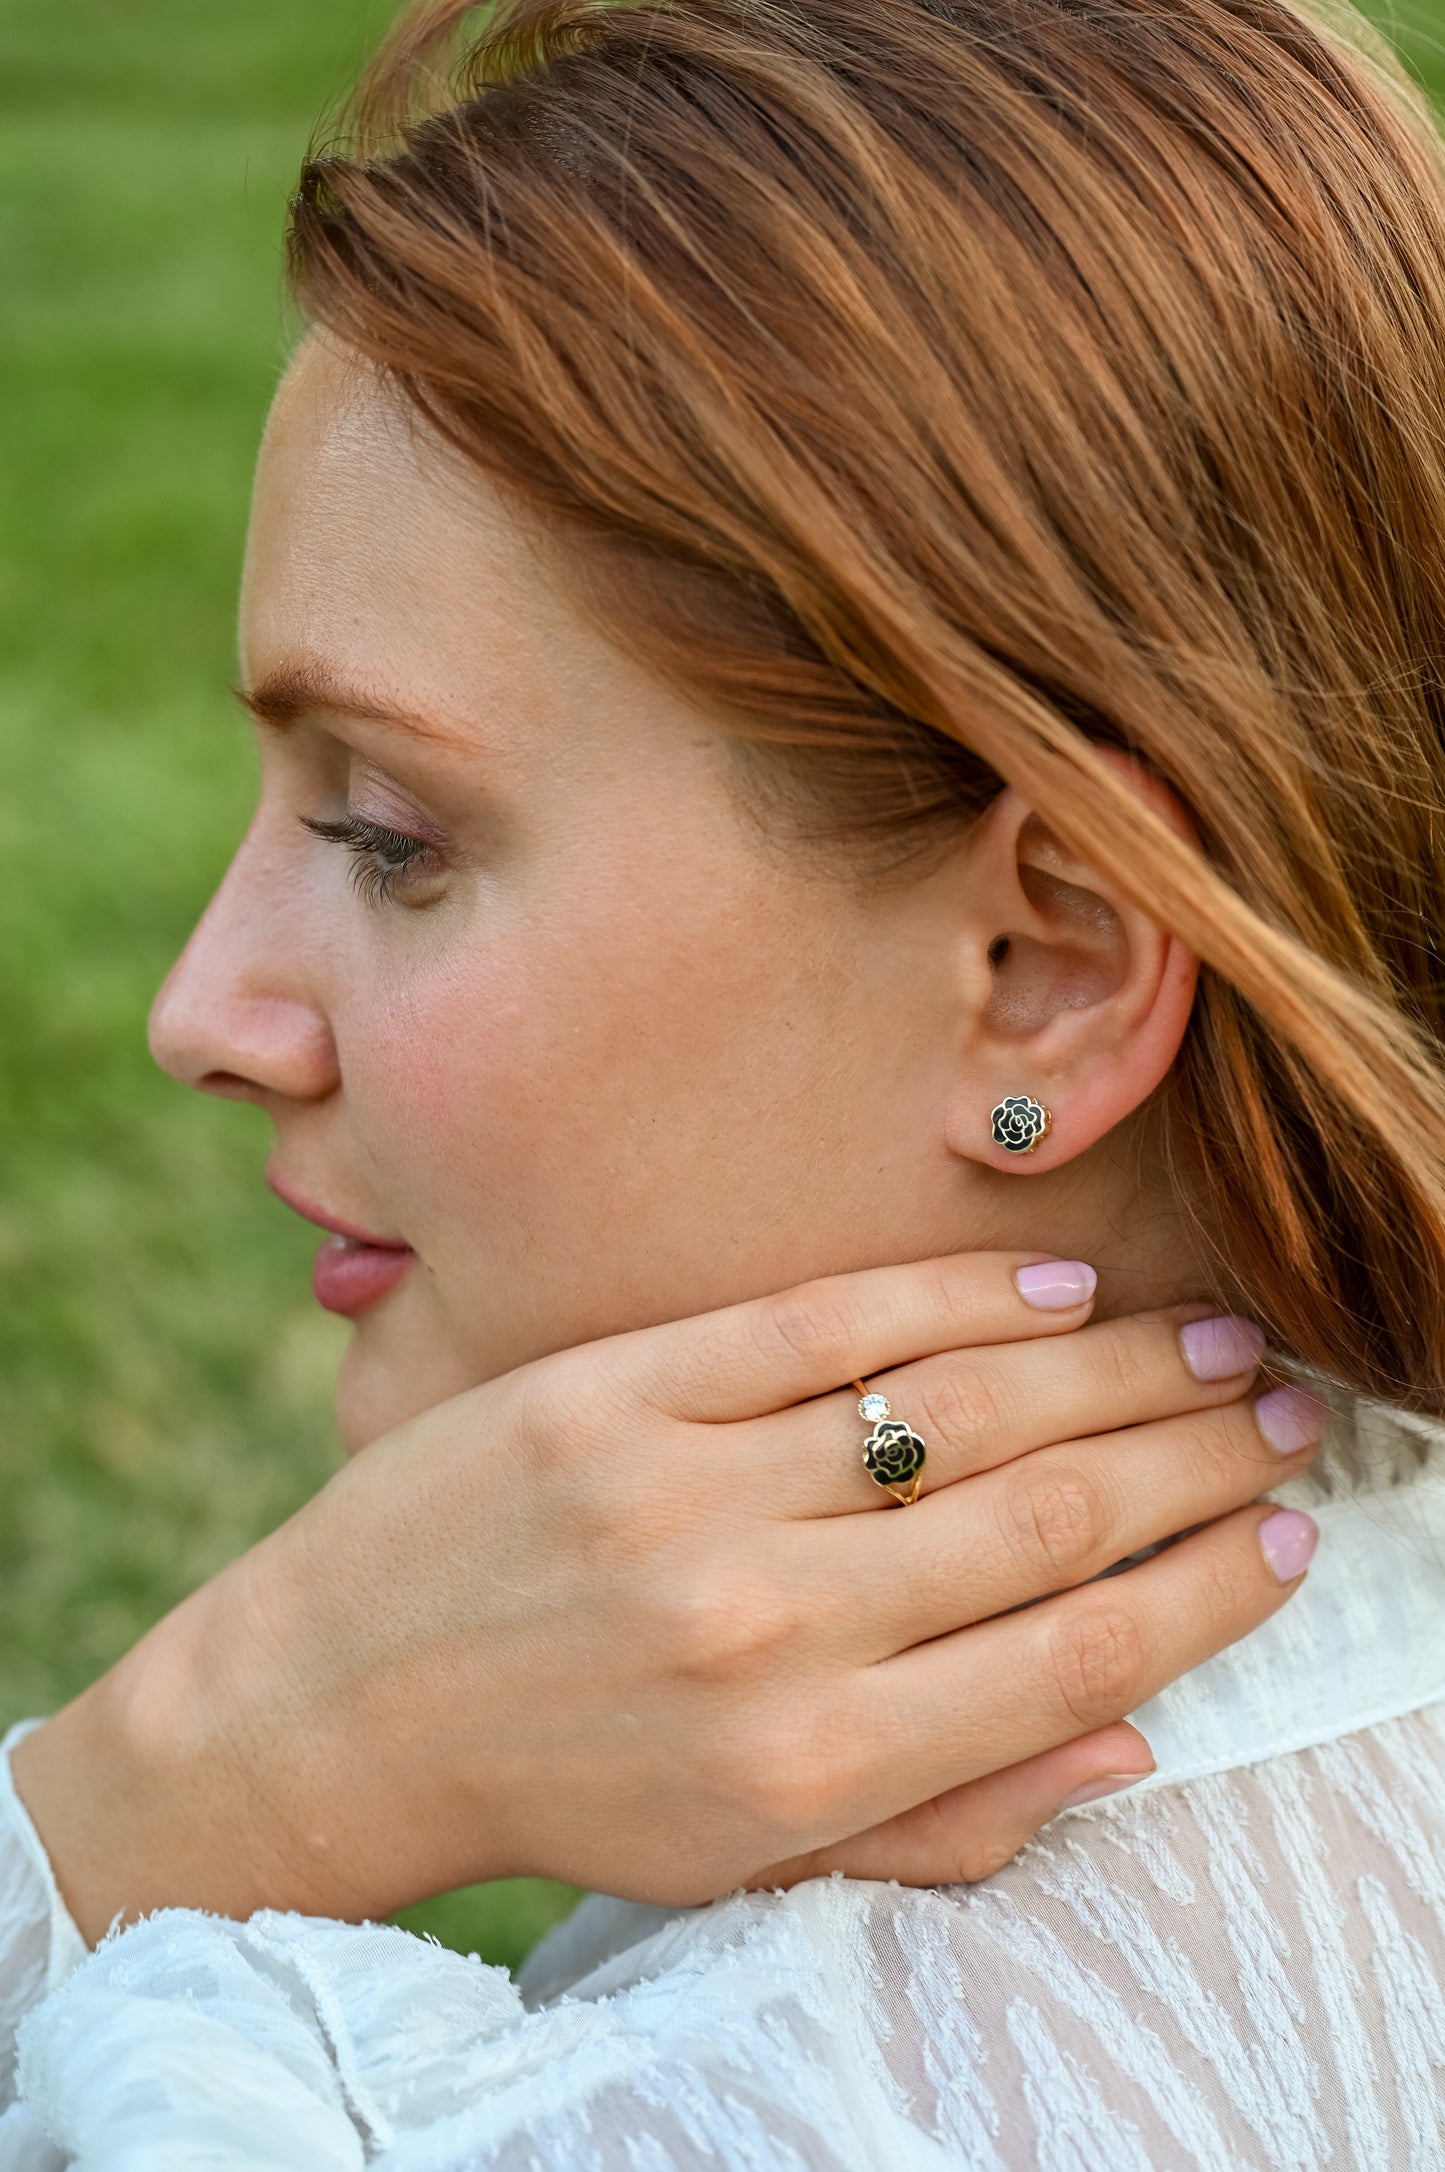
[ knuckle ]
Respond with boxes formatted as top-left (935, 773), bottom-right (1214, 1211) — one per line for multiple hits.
top-left (513, 1365), bottom-right (659, 1549)
top-left (911, 1360), bottom-right (1015, 1466)
top-left (745, 1714), bottom-right (856, 1841)
top-left (1191, 1405), bottom-right (1255, 1486)
top-left (1003, 1462), bottom-right (1110, 1586)
top-left (955, 1827), bottom-right (1026, 1883)
top-left (664, 1574), bottom-right (799, 1685)
top-left (917, 1253), bottom-right (975, 1327)
top-left (1091, 1325), bottom-right (1155, 1410)
top-left (1049, 1598), bottom-right (1149, 1728)
top-left (752, 1280), bottom-right (857, 1378)
top-left (1192, 1532), bottom-right (1256, 1627)
top-left (513, 1353), bottom-right (598, 1473)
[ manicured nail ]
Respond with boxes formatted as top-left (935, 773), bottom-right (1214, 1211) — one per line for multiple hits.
top-left (1179, 1315), bottom-right (1265, 1381)
top-left (1259, 1506), bottom-right (1319, 1582)
top-left (1015, 1260), bottom-right (1097, 1310)
top-left (1059, 1771), bottom-right (1146, 1810)
top-left (1254, 1384), bottom-right (1328, 1456)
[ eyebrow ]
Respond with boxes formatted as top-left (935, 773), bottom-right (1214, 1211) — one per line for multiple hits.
top-left (234, 657), bottom-right (476, 749)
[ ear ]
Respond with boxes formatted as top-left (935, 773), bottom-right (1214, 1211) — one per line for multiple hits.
top-left (943, 758), bottom-right (1200, 1174)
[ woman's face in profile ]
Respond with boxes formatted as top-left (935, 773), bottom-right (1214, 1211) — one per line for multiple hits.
top-left (149, 340), bottom-right (1013, 1448)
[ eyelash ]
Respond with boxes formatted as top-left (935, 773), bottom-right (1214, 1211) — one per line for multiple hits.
top-left (302, 813), bottom-right (437, 906)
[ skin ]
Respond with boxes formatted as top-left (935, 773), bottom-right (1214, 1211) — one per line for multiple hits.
top-left (11, 339), bottom-right (1319, 1940)
top-left (150, 340), bottom-right (1207, 1450)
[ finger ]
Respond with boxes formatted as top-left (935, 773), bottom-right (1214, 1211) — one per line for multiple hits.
top-left (769, 1303), bottom-right (1267, 1516)
top-left (829, 1503), bottom-right (1316, 1832)
top-left (834, 1381), bottom-right (1326, 1653)
top-left (756, 1723), bottom-right (1154, 1889)
top-left (631, 1252), bottom-right (1099, 1421)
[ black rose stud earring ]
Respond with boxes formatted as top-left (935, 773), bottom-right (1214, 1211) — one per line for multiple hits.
top-left (990, 1093), bottom-right (1052, 1155)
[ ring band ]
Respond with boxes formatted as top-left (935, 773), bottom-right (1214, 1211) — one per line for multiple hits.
top-left (853, 1378), bottom-right (927, 1506)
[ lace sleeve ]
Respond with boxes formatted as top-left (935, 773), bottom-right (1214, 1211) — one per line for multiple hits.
top-left (11, 1896), bottom-right (939, 2170)
top-left (0, 1726), bottom-right (86, 2110)
top-left (13, 1699), bottom-right (1445, 2172)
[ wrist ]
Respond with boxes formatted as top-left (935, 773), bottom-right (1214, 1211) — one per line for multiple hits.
top-left (10, 1556), bottom-right (339, 1943)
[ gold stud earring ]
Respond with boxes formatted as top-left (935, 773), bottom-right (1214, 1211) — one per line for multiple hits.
top-left (990, 1094), bottom-right (1052, 1156)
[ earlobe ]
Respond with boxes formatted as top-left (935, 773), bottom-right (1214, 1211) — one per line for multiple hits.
top-left (946, 768), bottom-right (1200, 1174)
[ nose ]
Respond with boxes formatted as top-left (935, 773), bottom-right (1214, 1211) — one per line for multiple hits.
top-left (149, 815), bottom-right (339, 1106)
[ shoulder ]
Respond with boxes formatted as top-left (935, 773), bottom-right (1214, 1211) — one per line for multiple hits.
top-left (14, 1715), bottom-right (1445, 2168)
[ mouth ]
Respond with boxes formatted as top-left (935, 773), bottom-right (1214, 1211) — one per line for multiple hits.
top-left (267, 1170), bottom-right (417, 1320)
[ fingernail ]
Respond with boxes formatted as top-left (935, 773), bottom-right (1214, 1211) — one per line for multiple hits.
top-left (1015, 1260), bottom-right (1097, 1310)
top-left (1259, 1506), bottom-right (1319, 1582)
top-left (1254, 1384), bottom-right (1328, 1456)
top-left (1059, 1771), bottom-right (1146, 1810)
top-left (1179, 1315), bottom-right (1266, 1381)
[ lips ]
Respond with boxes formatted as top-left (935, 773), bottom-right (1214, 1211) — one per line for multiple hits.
top-left (311, 1235), bottom-right (415, 1318)
top-left (268, 1170), bottom-right (416, 1320)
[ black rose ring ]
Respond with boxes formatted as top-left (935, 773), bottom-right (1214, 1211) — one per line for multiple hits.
top-left (990, 1093), bottom-right (1052, 1156)
top-left (852, 1382), bottom-right (927, 1506)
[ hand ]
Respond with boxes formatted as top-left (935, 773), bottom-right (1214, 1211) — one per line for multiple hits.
top-left (13, 1254), bottom-right (1321, 1940)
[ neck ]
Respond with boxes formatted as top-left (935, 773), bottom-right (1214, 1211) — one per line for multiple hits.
top-left (969, 1101), bottom-right (1218, 1323)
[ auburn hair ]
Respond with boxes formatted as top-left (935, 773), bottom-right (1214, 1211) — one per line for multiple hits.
top-left (288, 0), bottom-right (1445, 1414)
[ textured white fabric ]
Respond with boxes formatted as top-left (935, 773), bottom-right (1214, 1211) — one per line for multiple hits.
top-left (0, 1724), bottom-right (87, 2171)
top-left (4, 1398), bottom-right (1445, 2169)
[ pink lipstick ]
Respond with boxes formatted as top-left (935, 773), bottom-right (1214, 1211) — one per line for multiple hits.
top-left (268, 1171), bottom-right (416, 1319)
top-left (310, 1235), bottom-right (415, 1317)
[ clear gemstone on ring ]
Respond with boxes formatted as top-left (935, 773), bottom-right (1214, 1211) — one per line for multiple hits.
top-left (858, 1393), bottom-right (891, 1422)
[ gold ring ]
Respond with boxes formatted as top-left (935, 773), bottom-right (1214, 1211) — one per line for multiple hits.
top-left (853, 1378), bottom-right (927, 1506)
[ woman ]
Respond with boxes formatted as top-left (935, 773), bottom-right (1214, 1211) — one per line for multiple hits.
top-left (5, 0), bottom-right (1445, 2160)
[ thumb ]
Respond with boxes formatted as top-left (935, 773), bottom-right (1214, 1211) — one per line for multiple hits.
top-left (756, 1723), bottom-right (1153, 1888)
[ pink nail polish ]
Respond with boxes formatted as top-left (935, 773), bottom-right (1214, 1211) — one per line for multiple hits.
top-left (1255, 1385), bottom-right (1328, 1456)
top-left (1259, 1506), bottom-right (1319, 1582)
top-left (1058, 1771), bottom-right (1145, 1810)
top-left (1179, 1315), bottom-right (1266, 1381)
top-left (1015, 1260), bottom-right (1097, 1310)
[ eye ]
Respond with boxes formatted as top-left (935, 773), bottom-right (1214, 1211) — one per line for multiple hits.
top-left (302, 813), bottom-right (439, 906)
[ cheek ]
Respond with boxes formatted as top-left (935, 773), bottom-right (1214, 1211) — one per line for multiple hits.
top-left (332, 877), bottom-right (895, 1373)
top-left (348, 900), bottom-right (800, 1223)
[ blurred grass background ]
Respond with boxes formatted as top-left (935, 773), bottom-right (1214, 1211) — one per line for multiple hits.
top-left (0, 0), bottom-right (1441, 1971)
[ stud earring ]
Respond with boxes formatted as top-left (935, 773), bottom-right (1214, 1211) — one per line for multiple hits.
top-left (990, 1094), bottom-right (1052, 1156)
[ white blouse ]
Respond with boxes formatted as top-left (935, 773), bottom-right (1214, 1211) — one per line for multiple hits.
top-left (3, 1396), bottom-right (1445, 2170)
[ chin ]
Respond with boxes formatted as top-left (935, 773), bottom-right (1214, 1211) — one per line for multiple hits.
top-left (333, 1311), bottom-right (483, 1453)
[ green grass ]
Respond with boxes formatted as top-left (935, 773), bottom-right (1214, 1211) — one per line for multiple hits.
top-left (1, 0), bottom-right (1443, 1974)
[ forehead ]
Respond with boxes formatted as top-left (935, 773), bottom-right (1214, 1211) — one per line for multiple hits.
top-left (241, 338), bottom-right (583, 726)
top-left (238, 337), bottom-right (750, 806)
